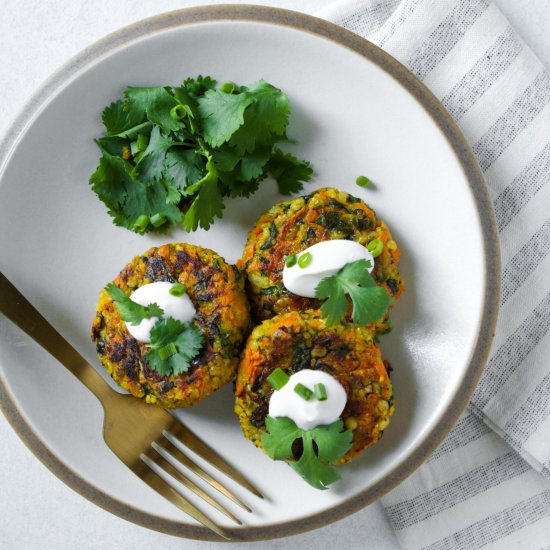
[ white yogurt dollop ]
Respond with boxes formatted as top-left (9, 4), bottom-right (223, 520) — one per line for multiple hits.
top-left (269, 369), bottom-right (347, 431)
top-left (125, 281), bottom-right (195, 344)
top-left (282, 239), bottom-right (374, 298)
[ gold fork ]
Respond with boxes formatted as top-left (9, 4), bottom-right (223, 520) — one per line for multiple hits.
top-left (0, 272), bottom-right (263, 539)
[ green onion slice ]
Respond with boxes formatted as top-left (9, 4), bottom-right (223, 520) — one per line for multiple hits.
top-left (367, 238), bottom-right (383, 258)
top-left (220, 81), bottom-right (237, 94)
top-left (136, 133), bottom-right (149, 152)
top-left (169, 283), bottom-right (187, 297)
top-left (267, 368), bottom-right (289, 390)
top-left (132, 214), bottom-right (149, 234)
top-left (356, 176), bottom-right (371, 188)
top-left (285, 254), bottom-right (297, 268)
top-left (150, 213), bottom-right (166, 228)
top-left (314, 383), bottom-right (327, 401)
top-left (170, 104), bottom-right (187, 121)
top-left (158, 342), bottom-right (178, 360)
top-left (294, 382), bottom-right (313, 401)
top-left (298, 252), bottom-right (312, 269)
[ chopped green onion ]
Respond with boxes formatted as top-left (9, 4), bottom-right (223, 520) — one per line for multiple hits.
top-left (150, 213), bottom-right (166, 228)
top-left (158, 342), bottom-right (178, 360)
top-left (220, 81), bottom-right (237, 94)
top-left (267, 368), bottom-right (290, 390)
top-left (294, 382), bottom-right (313, 401)
top-left (314, 383), bottom-right (327, 401)
top-left (169, 283), bottom-right (187, 297)
top-left (170, 104), bottom-right (187, 120)
top-left (136, 134), bottom-right (149, 152)
top-left (367, 238), bottom-right (383, 257)
top-left (298, 252), bottom-right (312, 268)
top-left (285, 254), bottom-right (297, 268)
top-left (356, 176), bottom-right (371, 188)
top-left (132, 214), bottom-right (149, 233)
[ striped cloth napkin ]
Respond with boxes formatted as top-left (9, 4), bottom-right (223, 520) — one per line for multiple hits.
top-left (317, 0), bottom-right (550, 548)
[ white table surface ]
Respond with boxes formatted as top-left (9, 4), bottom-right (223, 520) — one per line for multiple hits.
top-left (1, 1), bottom-right (549, 549)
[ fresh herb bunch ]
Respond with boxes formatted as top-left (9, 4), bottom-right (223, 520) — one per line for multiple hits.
top-left (261, 416), bottom-right (353, 489)
top-left (105, 284), bottom-right (203, 375)
top-left (90, 76), bottom-right (313, 234)
top-left (315, 259), bottom-right (393, 326)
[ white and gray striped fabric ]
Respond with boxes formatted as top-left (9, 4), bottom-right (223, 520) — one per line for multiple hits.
top-left (318, 0), bottom-right (550, 548)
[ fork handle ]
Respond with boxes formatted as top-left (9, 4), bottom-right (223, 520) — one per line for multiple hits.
top-left (0, 272), bottom-right (114, 404)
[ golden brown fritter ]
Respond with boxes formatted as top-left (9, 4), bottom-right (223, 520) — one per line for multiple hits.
top-left (92, 243), bottom-right (250, 408)
top-left (235, 310), bottom-right (394, 464)
top-left (237, 187), bottom-right (404, 330)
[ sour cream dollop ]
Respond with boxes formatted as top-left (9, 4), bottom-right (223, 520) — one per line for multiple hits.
top-left (125, 281), bottom-right (195, 344)
top-left (282, 240), bottom-right (375, 298)
top-left (269, 369), bottom-right (347, 431)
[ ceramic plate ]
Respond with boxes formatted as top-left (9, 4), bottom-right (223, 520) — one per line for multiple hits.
top-left (0, 5), bottom-right (499, 542)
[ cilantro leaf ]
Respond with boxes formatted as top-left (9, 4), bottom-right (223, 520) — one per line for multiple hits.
top-left (228, 80), bottom-right (290, 154)
top-left (183, 75), bottom-right (217, 97)
top-left (172, 323), bottom-right (204, 361)
top-left (148, 316), bottom-right (183, 347)
top-left (95, 136), bottom-right (130, 157)
top-left (315, 259), bottom-right (393, 326)
top-left (314, 276), bottom-right (349, 326)
top-left (210, 145), bottom-right (241, 172)
top-left (261, 416), bottom-right (352, 490)
top-left (173, 86), bottom-right (199, 116)
top-left (101, 100), bottom-right (146, 136)
top-left (308, 421), bottom-right (354, 462)
top-left (183, 177), bottom-right (225, 232)
top-left (162, 177), bottom-right (182, 205)
top-left (262, 416), bottom-right (301, 459)
top-left (218, 171), bottom-right (262, 198)
top-left (125, 86), bottom-right (183, 132)
top-left (164, 149), bottom-right (205, 192)
top-left (89, 152), bottom-right (132, 209)
top-left (239, 144), bottom-right (273, 181)
top-left (146, 317), bottom-right (204, 375)
top-left (105, 283), bottom-right (163, 325)
top-left (348, 282), bottom-right (394, 326)
top-left (267, 148), bottom-right (313, 195)
top-left (291, 432), bottom-right (342, 490)
top-left (117, 178), bottom-right (184, 230)
top-left (197, 89), bottom-right (256, 148)
top-left (133, 126), bottom-right (175, 182)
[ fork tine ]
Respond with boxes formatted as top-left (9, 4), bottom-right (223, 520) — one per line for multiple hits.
top-left (132, 455), bottom-right (229, 540)
top-left (157, 434), bottom-right (252, 513)
top-left (167, 421), bottom-right (264, 499)
top-left (148, 444), bottom-right (242, 525)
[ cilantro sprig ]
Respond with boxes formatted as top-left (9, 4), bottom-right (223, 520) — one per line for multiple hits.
top-left (105, 283), bottom-right (203, 376)
top-left (261, 416), bottom-right (352, 490)
top-left (105, 283), bottom-right (163, 325)
top-left (315, 259), bottom-right (392, 326)
top-left (146, 317), bottom-right (203, 375)
top-left (90, 76), bottom-right (312, 234)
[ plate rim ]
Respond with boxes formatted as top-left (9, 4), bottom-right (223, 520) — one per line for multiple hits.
top-left (0, 4), bottom-right (501, 542)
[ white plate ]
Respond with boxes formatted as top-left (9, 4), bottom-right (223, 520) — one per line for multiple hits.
top-left (0, 6), bottom-right (499, 542)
